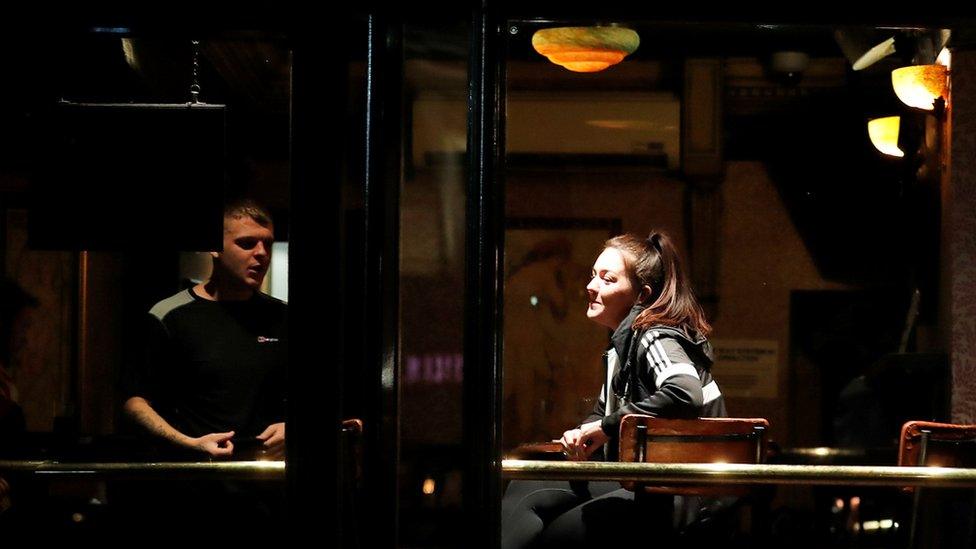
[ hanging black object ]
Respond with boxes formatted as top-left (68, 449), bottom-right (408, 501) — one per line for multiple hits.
top-left (29, 40), bottom-right (226, 251)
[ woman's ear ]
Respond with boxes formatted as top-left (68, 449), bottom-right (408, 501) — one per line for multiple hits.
top-left (638, 285), bottom-right (652, 303)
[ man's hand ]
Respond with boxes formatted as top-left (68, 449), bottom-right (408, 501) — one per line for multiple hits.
top-left (125, 396), bottom-right (235, 457)
top-left (256, 422), bottom-right (286, 460)
top-left (189, 431), bottom-right (235, 457)
top-left (559, 420), bottom-right (608, 461)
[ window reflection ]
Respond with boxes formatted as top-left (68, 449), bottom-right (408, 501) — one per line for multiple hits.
top-left (0, 31), bottom-right (290, 533)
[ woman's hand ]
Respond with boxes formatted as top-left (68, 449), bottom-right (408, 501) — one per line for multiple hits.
top-left (559, 428), bottom-right (583, 460)
top-left (559, 420), bottom-right (609, 461)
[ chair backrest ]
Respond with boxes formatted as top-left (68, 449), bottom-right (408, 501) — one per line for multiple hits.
top-left (618, 415), bottom-right (769, 495)
top-left (898, 421), bottom-right (976, 548)
top-left (899, 420), bottom-right (976, 468)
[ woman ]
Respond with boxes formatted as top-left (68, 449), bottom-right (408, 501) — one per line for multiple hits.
top-left (502, 231), bottom-right (728, 548)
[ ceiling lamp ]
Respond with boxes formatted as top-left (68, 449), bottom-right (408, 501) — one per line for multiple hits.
top-left (835, 28), bottom-right (950, 72)
top-left (834, 28), bottom-right (896, 71)
top-left (892, 64), bottom-right (948, 110)
top-left (531, 26), bottom-right (639, 73)
top-left (867, 116), bottom-right (904, 157)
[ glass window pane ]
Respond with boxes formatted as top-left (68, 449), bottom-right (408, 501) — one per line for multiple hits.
top-left (399, 21), bottom-right (470, 547)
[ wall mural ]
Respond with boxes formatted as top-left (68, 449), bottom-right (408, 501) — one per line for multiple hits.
top-left (502, 219), bottom-right (618, 449)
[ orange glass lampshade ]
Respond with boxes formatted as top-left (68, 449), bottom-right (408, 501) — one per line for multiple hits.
top-left (867, 116), bottom-right (904, 157)
top-left (532, 27), bottom-right (639, 73)
top-left (891, 64), bottom-right (948, 110)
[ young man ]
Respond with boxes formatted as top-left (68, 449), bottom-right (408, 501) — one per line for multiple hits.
top-left (123, 199), bottom-right (287, 460)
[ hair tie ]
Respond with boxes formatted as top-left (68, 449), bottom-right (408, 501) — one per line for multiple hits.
top-left (647, 232), bottom-right (661, 251)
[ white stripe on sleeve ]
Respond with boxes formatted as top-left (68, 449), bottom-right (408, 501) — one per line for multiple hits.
top-left (654, 362), bottom-right (700, 388)
top-left (605, 350), bottom-right (619, 416)
top-left (653, 339), bottom-right (674, 368)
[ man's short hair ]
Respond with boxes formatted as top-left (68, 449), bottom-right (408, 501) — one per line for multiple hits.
top-left (224, 199), bottom-right (273, 228)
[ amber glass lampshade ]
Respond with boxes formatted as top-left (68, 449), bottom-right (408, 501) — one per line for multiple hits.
top-left (891, 65), bottom-right (948, 110)
top-left (531, 27), bottom-right (639, 73)
top-left (867, 116), bottom-right (904, 157)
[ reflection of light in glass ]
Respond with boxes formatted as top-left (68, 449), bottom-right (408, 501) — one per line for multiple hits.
top-left (585, 120), bottom-right (675, 131)
top-left (937, 48), bottom-right (951, 69)
top-left (403, 354), bottom-right (464, 385)
top-left (812, 447), bottom-right (831, 457)
top-left (586, 120), bottom-right (635, 130)
top-left (270, 241), bottom-right (289, 302)
top-left (422, 477), bottom-right (436, 495)
top-left (861, 519), bottom-right (896, 532)
top-left (834, 498), bottom-right (845, 510)
top-left (868, 117), bottom-right (904, 157)
top-left (122, 38), bottom-right (140, 70)
top-left (530, 296), bottom-right (539, 307)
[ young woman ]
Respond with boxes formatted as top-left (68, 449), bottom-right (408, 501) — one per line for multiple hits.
top-left (502, 231), bottom-right (728, 548)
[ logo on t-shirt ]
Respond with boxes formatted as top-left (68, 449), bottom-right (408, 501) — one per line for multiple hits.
top-left (257, 336), bottom-right (280, 343)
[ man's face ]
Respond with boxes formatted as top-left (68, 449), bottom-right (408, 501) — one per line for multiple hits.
top-left (214, 215), bottom-right (274, 291)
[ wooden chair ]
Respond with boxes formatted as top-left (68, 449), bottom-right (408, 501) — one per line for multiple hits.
top-left (618, 415), bottom-right (771, 539)
top-left (898, 420), bottom-right (976, 548)
top-left (618, 415), bottom-right (769, 494)
top-left (899, 420), bottom-right (976, 468)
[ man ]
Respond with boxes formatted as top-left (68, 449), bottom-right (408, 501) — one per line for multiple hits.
top-left (122, 199), bottom-right (287, 460)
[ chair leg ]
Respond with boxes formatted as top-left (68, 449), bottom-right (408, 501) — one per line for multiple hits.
top-left (908, 488), bottom-right (922, 549)
top-left (967, 489), bottom-right (976, 548)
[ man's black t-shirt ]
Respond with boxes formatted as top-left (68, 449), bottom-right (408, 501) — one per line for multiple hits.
top-left (123, 288), bottom-right (287, 442)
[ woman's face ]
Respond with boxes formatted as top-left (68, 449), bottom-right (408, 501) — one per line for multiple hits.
top-left (586, 247), bottom-right (639, 329)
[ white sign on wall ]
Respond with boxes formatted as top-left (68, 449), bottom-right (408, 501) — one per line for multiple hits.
top-left (709, 339), bottom-right (779, 399)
